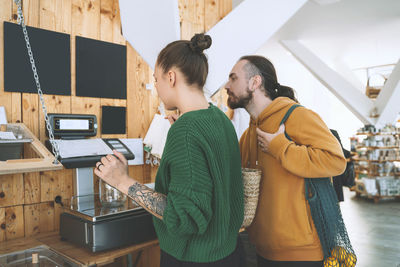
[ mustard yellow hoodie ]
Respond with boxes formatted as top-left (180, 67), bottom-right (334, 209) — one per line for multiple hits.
top-left (240, 97), bottom-right (346, 261)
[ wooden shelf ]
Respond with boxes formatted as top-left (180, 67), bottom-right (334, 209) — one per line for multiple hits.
top-left (355, 191), bottom-right (400, 203)
top-left (352, 158), bottom-right (400, 162)
top-left (356, 146), bottom-right (399, 150)
top-left (0, 123), bottom-right (63, 175)
top-left (356, 132), bottom-right (400, 136)
top-left (353, 129), bottom-right (400, 203)
top-left (0, 231), bottom-right (159, 267)
top-left (355, 170), bottom-right (400, 176)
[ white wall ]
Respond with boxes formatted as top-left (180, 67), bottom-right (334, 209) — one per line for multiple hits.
top-left (255, 0), bottom-right (400, 150)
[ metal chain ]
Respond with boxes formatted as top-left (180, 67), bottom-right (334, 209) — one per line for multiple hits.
top-left (14, 0), bottom-right (60, 164)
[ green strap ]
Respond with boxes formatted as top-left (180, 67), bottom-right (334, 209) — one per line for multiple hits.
top-left (280, 104), bottom-right (302, 140)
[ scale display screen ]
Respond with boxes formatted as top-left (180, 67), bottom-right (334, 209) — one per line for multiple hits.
top-left (59, 119), bottom-right (90, 130)
top-left (48, 114), bottom-right (97, 137)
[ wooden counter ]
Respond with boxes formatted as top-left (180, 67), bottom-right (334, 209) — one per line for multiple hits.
top-left (0, 231), bottom-right (159, 267)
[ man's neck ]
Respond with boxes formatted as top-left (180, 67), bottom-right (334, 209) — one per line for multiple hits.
top-left (246, 92), bottom-right (273, 120)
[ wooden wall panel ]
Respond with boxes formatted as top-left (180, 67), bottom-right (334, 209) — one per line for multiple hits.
top-left (39, 201), bottom-right (54, 232)
top-left (179, 0), bottom-right (205, 39)
top-left (23, 92), bottom-right (41, 206)
top-left (0, 174), bottom-right (24, 208)
top-left (23, 202), bottom-right (55, 237)
top-left (204, 0), bottom-right (232, 31)
top-left (23, 203), bottom-right (40, 237)
top-left (205, 0), bottom-right (219, 32)
top-left (24, 171), bottom-right (41, 204)
top-left (218, 0), bottom-right (232, 20)
top-left (55, 0), bottom-right (72, 33)
top-left (54, 200), bottom-right (62, 231)
top-left (134, 244), bottom-right (160, 267)
top-left (127, 46), bottom-right (149, 139)
top-left (22, 94), bottom-right (40, 136)
top-left (10, 93), bottom-right (21, 123)
top-left (11, 0), bottom-right (18, 22)
top-left (5, 205), bottom-right (24, 240)
top-left (40, 169), bottom-right (73, 202)
top-left (72, 0), bottom-right (100, 39)
top-left (39, 0), bottom-right (72, 33)
top-left (0, 208), bottom-right (5, 241)
top-left (40, 171), bottom-right (61, 202)
top-left (22, 0), bottom-right (40, 26)
top-left (100, 0), bottom-right (125, 45)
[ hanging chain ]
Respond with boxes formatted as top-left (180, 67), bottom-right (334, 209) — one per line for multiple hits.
top-left (14, 0), bottom-right (60, 164)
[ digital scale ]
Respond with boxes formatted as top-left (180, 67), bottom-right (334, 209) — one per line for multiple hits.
top-left (59, 194), bottom-right (156, 252)
top-left (47, 113), bottom-right (156, 252)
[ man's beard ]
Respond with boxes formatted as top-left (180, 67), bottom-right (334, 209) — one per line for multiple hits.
top-left (227, 87), bottom-right (253, 109)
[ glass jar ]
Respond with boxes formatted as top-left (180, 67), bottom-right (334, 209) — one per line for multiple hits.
top-left (99, 179), bottom-right (127, 207)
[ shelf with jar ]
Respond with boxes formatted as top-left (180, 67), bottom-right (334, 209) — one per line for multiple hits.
top-left (350, 124), bottom-right (400, 203)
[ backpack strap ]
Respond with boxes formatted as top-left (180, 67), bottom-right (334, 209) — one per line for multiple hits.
top-left (280, 104), bottom-right (302, 141)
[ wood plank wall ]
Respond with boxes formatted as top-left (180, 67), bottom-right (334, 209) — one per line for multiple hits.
top-left (0, 0), bottom-right (232, 263)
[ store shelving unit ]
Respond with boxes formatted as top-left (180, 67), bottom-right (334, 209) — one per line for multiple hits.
top-left (351, 128), bottom-right (400, 203)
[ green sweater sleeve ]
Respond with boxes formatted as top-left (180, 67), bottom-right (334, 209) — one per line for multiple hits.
top-left (163, 125), bottom-right (213, 237)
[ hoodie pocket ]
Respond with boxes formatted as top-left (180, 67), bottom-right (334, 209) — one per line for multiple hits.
top-left (269, 198), bottom-right (315, 249)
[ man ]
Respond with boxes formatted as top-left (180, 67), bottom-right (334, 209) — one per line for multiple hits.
top-left (225, 55), bottom-right (346, 267)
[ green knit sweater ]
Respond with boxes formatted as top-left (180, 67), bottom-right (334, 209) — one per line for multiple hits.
top-left (153, 103), bottom-right (243, 262)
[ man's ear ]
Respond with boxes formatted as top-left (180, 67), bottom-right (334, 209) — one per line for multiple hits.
top-left (168, 70), bottom-right (176, 87)
top-left (250, 75), bottom-right (262, 91)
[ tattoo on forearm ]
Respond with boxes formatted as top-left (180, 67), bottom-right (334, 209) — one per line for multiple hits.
top-left (128, 182), bottom-right (167, 220)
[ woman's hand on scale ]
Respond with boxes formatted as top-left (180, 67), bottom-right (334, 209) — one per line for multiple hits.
top-left (94, 150), bottom-right (131, 192)
top-left (95, 150), bottom-right (167, 220)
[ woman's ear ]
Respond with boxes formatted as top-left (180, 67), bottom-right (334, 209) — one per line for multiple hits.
top-left (167, 70), bottom-right (176, 87)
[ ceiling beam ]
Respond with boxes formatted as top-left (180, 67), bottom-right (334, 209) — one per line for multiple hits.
top-left (375, 60), bottom-right (400, 126)
top-left (281, 40), bottom-right (375, 125)
top-left (204, 0), bottom-right (307, 96)
top-left (119, 0), bottom-right (180, 69)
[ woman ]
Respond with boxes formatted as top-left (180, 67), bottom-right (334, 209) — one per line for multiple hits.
top-left (95, 34), bottom-right (245, 266)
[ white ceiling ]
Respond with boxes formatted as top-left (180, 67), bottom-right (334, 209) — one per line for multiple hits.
top-left (250, 0), bottom-right (400, 69)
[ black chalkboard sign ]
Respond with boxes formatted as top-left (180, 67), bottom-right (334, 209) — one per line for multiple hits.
top-left (76, 36), bottom-right (127, 99)
top-left (101, 106), bottom-right (126, 134)
top-left (4, 21), bottom-right (71, 95)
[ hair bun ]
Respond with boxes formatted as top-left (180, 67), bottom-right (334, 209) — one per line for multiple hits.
top-left (189, 33), bottom-right (212, 53)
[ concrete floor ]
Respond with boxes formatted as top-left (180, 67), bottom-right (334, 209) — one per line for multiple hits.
top-left (241, 187), bottom-right (400, 267)
top-left (340, 188), bottom-right (400, 267)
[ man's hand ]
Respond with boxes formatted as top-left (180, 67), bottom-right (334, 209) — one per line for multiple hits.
top-left (256, 124), bottom-right (285, 153)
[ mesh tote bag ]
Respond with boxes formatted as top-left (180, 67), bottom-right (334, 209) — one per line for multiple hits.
top-left (281, 104), bottom-right (356, 267)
